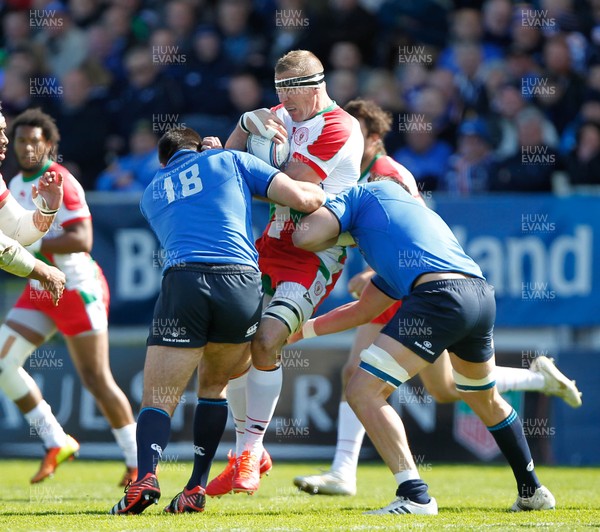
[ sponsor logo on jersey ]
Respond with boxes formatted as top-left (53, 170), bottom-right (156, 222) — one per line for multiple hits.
top-left (293, 127), bottom-right (309, 145)
top-left (245, 322), bottom-right (259, 337)
top-left (312, 281), bottom-right (324, 297)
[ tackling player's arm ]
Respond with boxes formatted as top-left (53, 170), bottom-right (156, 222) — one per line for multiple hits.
top-left (266, 172), bottom-right (325, 213)
top-left (288, 281), bottom-right (395, 344)
top-left (292, 206), bottom-right (341, 251)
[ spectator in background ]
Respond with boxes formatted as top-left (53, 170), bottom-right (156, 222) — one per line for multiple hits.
top-left (428, 67), bottom-right (464, 126)
top-left (227, 70), bottom-right (274, 122)
top-left (565, 120), bottom-right (600, 186)
top-left (269, 0), bottom-right (315, 66)
top-left (327, 69), bottom-right (360, 107)
top-left (491, 108), bottom-right (558, 192)
top-left (1, 10), bottom-right (31, 52)
top-left (107, 46), bottom-right (184, 148)
top-left (361, 69), bottom-right (404, 114)
top-left (505, 45), bottom-right (543, 101)
top-left (478, 59), bottom-right (511, 112)
top-left (560, 93), bottom-right (600, 154)
top-left (329, 41), bottom-right (371, 89)
top-left (393, 127), bottom-right (452, 193)
top-left (536, 35), bottom-right (586, 133)
top-left (216, 0), bottom-right (269, 69)
top-left (489, 81), bottom-right (559, 159)
top-left (453, 41), bottom-right (488, 114)
top-left (164, 0), bottom-right (198, 56)
top-left (438, 7), bottom-right (504, 74)
top-left (33, 2), bottom-right (89, 80)
top-left (182, 26), bottom-right (234, 117)
top-left (1, 68), bottom-right (56, 118)
top-left (149, 27), bottom-right (186, 80)
top-left (482, 0), bottom-right (513, 51)
top-left (94, 4), bottom-right (137, 83)
top-left (510, 4), bottom-right (544, 59)
top-left (319, 0), bottom-right (379, 67)
top-left (410, 85), bottom-right (457, 147)
top-left (55, 67), bottom-right (110, 190)
top-left (444, 117), bottom-right (497, 195)
top-left (69, 0), bottom-right (105, 29)
top-left (96, 121), bottom-right (159, 191)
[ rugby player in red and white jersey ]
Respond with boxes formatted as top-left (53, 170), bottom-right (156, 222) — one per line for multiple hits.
top-left (205, 50), bottom-right (363, 495)
top-left (0, 109), bottom-right (138, 485)
top-left (292, 99), bottom-right (583, 497)
top-left (0, 104), bottom-right (65, 302)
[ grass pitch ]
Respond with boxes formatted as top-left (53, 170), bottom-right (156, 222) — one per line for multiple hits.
top-left (0, 459), bottom-right (598, 531)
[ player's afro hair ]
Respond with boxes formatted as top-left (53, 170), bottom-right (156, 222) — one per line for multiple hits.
top-left (10, 108), bottom-right (61, 148)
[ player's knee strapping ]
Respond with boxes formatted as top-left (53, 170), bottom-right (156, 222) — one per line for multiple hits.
top-left (452, 369), bottom-right (496, 392)
top-left (358, 345), bottom-right (410, 388)
top-left (0, 325), bottom-right (38, 400)
top-left (262, 296), bottom-right (310, 334)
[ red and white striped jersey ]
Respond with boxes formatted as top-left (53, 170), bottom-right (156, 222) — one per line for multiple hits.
top-left (273, 102), bottom-right (362, 194)
top-left (10, 161), bottom-right (100, 290)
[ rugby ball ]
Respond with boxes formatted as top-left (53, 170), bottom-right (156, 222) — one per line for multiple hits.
top-left (246, 134), bottom-right (290, 169)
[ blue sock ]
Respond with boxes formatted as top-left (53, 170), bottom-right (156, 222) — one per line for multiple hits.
top-left (186, 398), bottom-right (228, 490)
top-left (488, 409), bottom-right (541, 497)
top-left (396, 479), bottom-right (431, 504)
top-left (136, 407), bottom-right (171, 479)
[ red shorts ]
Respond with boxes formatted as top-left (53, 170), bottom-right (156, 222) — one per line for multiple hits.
top-left (13, 273), bottom-right (110, 337)
top-left (371, 300), bottom-right (402, 324)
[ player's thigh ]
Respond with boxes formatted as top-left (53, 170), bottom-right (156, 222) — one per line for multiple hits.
top-left (142, 345), bottom-right (203, 413)
top-left (198, 342), bottom-right (252, 397)
top-left (346, 359), bottom-right (397, 408)
top-left (64, 330), bottom-right (109, 376)
top-left (373, 333), bottom-right (432, 380)
top-left (6, 285), bottom-right (59, 345)
top-left (419, 350), bottom-right (459, 403)
top-left (449, 351), bottom-right (496, 380)
top-left (347, 323), bottom-right (384, 370)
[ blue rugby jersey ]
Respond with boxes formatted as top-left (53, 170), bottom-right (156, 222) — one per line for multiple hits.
top-left (324, 180), bottom-right (484, 299)
top-left (141, 149), bottom-right (278, 272)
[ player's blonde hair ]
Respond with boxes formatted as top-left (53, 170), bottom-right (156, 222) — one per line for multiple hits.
top-left (275, 50), bottom-right (324, 77)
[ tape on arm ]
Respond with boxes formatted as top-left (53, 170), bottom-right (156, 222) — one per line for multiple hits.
top-left (0, 231), bottom-right (36, 277)
top-left (0, 195), bottom-right (46, 246)
top-left (242, 109), bottom-right (277, 140)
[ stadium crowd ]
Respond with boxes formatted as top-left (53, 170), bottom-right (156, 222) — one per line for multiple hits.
top-left (0, 0), bottom-right (600, 193)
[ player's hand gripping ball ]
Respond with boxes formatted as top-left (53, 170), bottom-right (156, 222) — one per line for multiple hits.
top-left (247, 134), bottom-right (290, 169)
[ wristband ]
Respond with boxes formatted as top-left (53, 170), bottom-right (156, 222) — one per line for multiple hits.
top-left (32, 194), bottom-right (59, 216)
top-left (302, 318), bottom-right (317, 339)
top-left (239, 114), bottom-right (250, 134)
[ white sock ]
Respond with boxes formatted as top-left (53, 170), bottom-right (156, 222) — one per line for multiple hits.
top-left (226, 371), bottom-right (249, 456)
top-left (495, 366), bottom-right (545, 393)
top-left (330, 402), bottom-right (365, 480)
top-left (394, 469), bottom-right (420, 485)
top-left (24, 400), bottom-right (67, 448)
top-left (245, 365), bottom-right (282, 456)
top-left (112, 423), bottom-right (137, 468)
